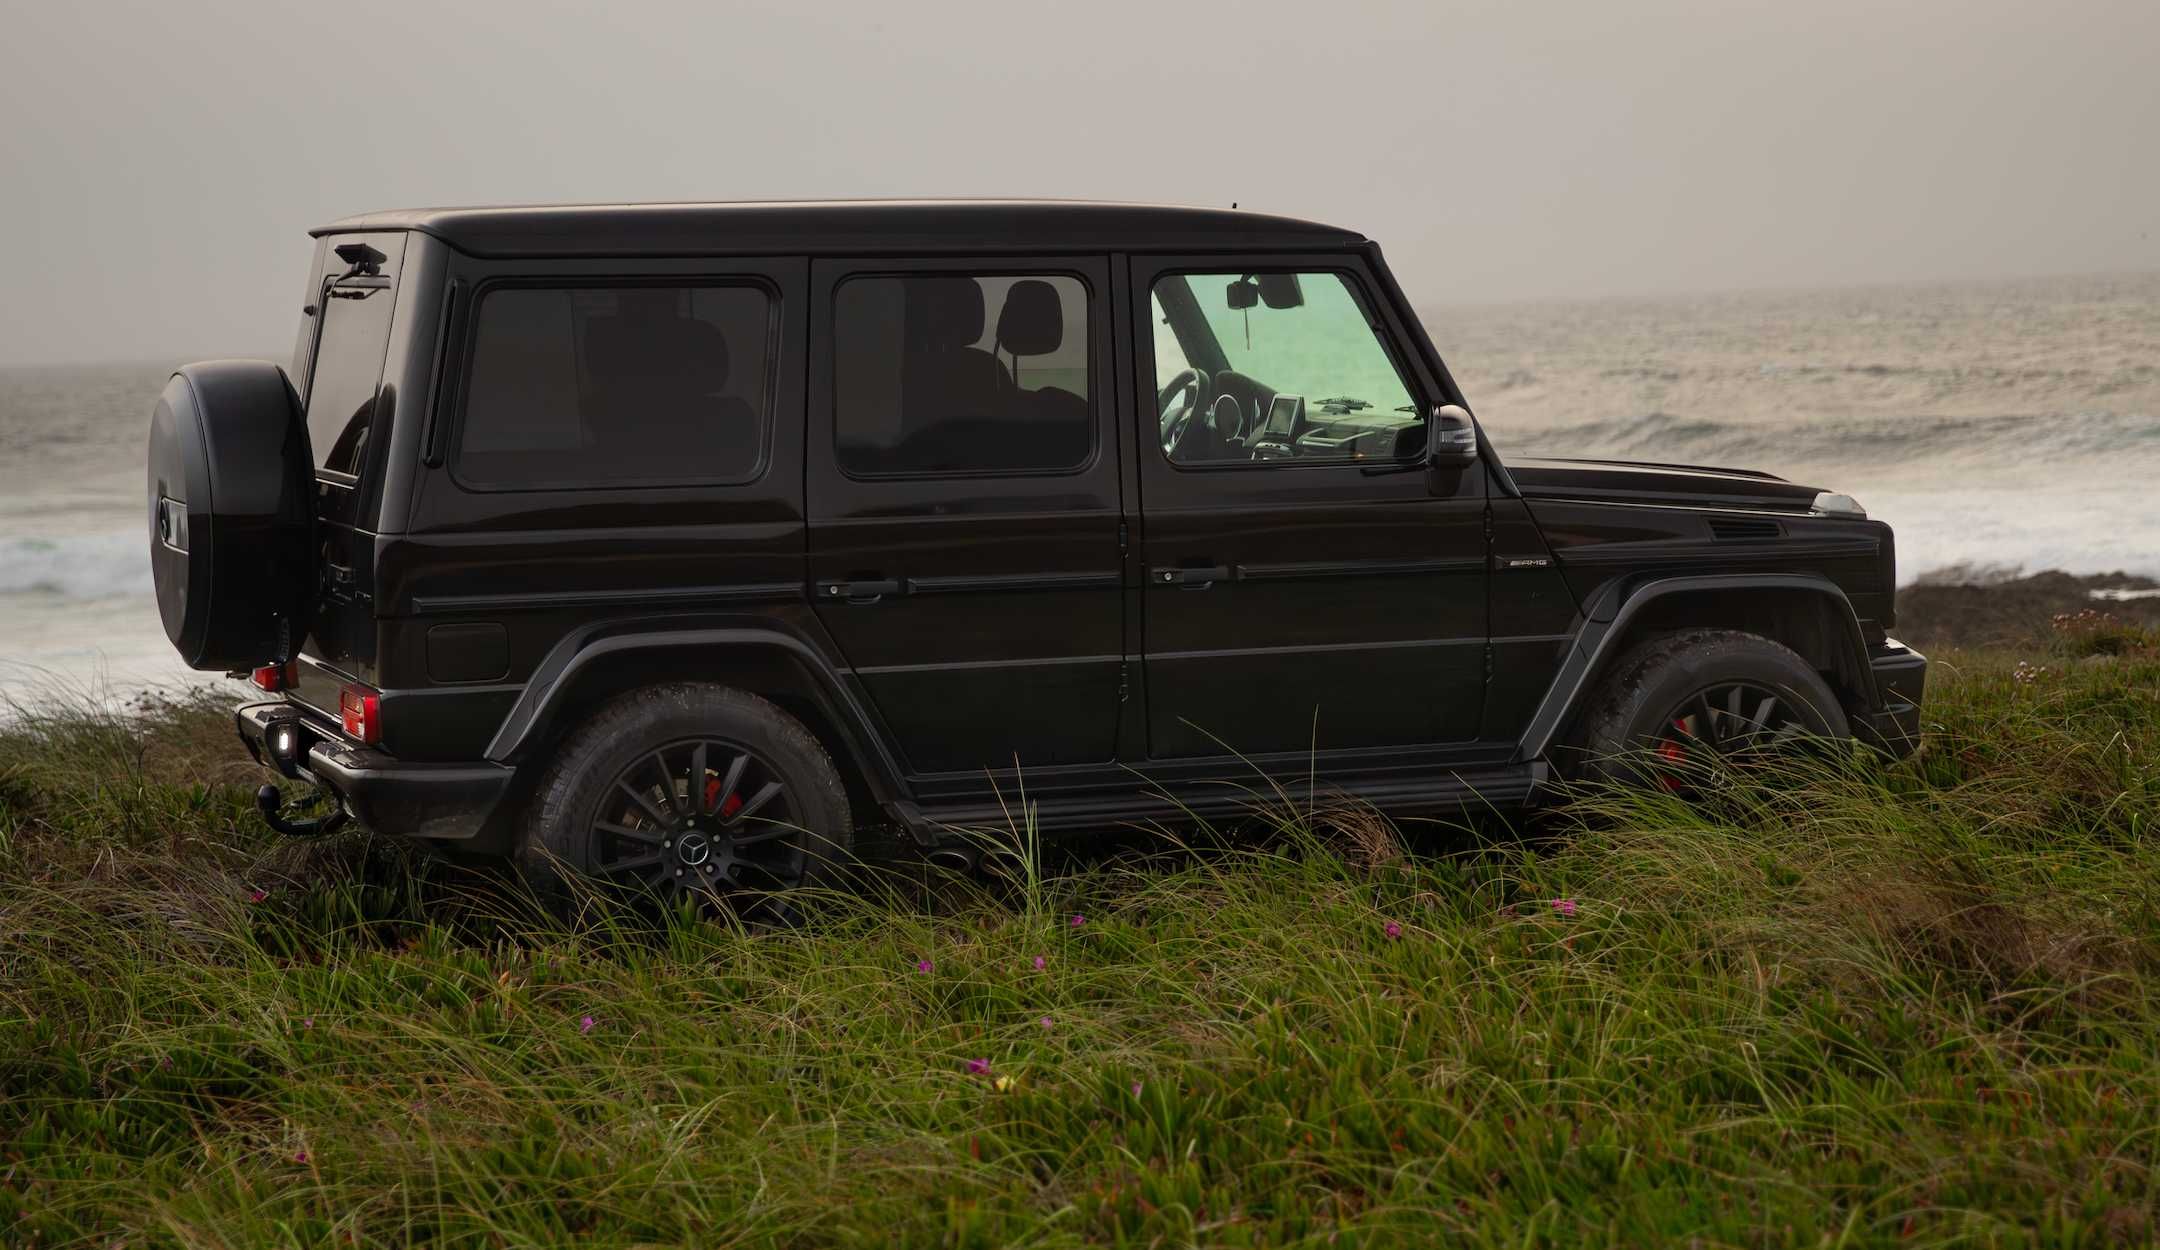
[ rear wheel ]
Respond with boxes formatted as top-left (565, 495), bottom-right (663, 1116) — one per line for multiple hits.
top-left (519, 684), bottom-right (852, 923)
top-left (1570, 628), bottom-right (1850, 789)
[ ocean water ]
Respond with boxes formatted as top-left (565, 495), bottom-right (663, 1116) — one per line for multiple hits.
top-left (1433, 271), bottom-right (2160, 583)
top-left (3, 271), bottom-right (2155, 702)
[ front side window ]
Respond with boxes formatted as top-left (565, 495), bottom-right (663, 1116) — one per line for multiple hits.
top-left (834, 274), bottom-right (1091, 477)
top-left (456, 284), bottom-right (773, 489)
top-left (1152, 271), bottom-right (1420, 466)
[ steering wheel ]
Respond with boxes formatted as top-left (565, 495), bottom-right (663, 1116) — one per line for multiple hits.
top-left (1157, 369), bottom-right (1209, 456)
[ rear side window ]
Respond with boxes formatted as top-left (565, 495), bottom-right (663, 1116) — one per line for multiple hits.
top-left (833, 274), bottom-right (1090, 477)
top-left (455, 284), bottom-right (774, 489)
top-left (306, 275), bottom-right (397, 478)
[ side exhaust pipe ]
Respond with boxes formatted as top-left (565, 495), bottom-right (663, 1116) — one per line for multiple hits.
top-left (924, 845), bottom-right (979, 874)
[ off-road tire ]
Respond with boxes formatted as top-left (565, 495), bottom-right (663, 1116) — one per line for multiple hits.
top-left (517, 683), bottom-right (853, 920)
top-left (1568, 628), bottom-right (1850, 786)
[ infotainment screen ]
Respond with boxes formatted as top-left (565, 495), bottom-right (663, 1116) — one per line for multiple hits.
top-left (1263, 394), bottom-right (1301, 438)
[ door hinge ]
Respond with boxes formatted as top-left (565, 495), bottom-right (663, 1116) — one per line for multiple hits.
top-left (1118, 520), bottom-right (1130, 551)
top-left (1117, 661), bottom-right (1130, 704)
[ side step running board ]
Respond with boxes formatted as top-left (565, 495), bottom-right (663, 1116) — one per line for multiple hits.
top-left (898, 764), bottom-right (1548, 841)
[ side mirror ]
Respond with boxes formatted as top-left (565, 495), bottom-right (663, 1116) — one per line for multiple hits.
top-left (1226, 278), bottom-right (1259, 310)
top-left (1428, 403), bottom-right (1478, 468)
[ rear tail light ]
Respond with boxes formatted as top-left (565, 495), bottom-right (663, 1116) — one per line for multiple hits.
top-left (249, 661), bottom-right (296, 692)
top-left (339, 684), bottom-right (381, 745)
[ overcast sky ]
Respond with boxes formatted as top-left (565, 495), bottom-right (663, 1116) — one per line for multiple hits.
top-left (2, 0), bottom-right (2155, 366)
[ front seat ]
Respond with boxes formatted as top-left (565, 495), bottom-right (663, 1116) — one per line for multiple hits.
top-left (989, 278), bottom-right (1089, 468)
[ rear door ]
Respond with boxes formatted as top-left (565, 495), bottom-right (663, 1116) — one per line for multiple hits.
top-left (292, 231), bottom-right (408, 695)
top-left (805, 257), bottom-right (1124, 787)
top-left (1132, 254), bottom-right (1489, 763)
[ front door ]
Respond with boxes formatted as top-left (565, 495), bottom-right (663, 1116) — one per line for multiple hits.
top-left (1133, 256), bottom-right (1488, 762)
top-left (806, 257), bottom-right (1124, 783)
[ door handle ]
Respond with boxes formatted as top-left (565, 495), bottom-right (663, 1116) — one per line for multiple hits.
top-left (817, 577), bottom-right (904, 604)
top-left (1149, 564), bottom-right (1233, 588)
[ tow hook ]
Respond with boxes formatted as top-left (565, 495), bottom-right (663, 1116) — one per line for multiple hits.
top-left (255, 782), bottom-right (350, 837)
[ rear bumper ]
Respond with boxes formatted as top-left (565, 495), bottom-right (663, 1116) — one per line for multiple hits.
top-left (1863, 639), bottom-right (1926, 758)
top-left (237, 701), bottom-right (513, 842)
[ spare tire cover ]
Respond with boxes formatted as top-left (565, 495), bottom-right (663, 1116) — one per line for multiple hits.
top-left (146, 360), bottom-right (316, 670)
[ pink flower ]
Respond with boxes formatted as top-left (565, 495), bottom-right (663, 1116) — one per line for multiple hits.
top-left (966, 1058), bottom-right (990, 1075)
top-left (1131, 1081), bottom-right (1143, 1097)
top-left (1032, 955), bottom-right (1046, 971)
top-left (301, 1017), bottom-right (314, 1030)
top-left (1552, 898), bottom-right (1577, 918)
top-left (1070, 913), bottom-right (1086, 928)
top-left (247, 888), bottom-right (268, 904)
top-left (1040, 1016), bottom-right (1053, 1030)
top-left (916, 959), bottom-right (933, 974)
top-left (293, 1150), bottom-right (310, 1165)
top-left (578, 1014), bottom-right (596, 1034)
top-left (1384, 921), bottom-right (1403, 940)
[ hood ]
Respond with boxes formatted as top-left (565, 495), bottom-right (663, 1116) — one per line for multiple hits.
top-left (1506, 457), bottom-right (1828, 513)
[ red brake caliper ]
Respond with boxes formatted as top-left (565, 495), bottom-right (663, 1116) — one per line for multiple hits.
top-left (1656, 719), bottom-right (1688, 790)
top-left (703, 777), bottom-right (742, 819)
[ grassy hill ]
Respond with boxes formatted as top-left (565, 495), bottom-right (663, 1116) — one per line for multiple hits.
top-left (2, 637), bottom-right (2156, 1246)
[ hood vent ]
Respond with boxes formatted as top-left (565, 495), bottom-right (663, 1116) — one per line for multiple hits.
top-left (1708, 516), bottom-right (1782, 541)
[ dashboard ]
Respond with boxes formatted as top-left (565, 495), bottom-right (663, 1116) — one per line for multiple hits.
top-left (1245, 392), bottom-right (1424, 462)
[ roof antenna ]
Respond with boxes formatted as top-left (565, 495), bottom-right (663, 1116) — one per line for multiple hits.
top-left (1231, 201), bottom-right (1238, 209)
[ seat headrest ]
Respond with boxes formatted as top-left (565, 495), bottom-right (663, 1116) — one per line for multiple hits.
top-left (904, 278), bottom-right (985, 351)
top-left (585, 315), bottom-right (731, 394)
top-left (995, 279), bottom-right (1064, 357)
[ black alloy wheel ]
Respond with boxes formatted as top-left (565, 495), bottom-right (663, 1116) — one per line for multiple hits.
top-left (1571, 628), bottom-right (1851, 790)
top-left (520, 684), bottom-right (854, 925)
top-left (1646, 679), bottom-right (1820, 788)
top-left (592, 738), bottom-right (804, 911)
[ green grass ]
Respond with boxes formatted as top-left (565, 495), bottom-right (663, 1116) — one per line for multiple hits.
top-left (2, 652), bottom-right (2158, 1247)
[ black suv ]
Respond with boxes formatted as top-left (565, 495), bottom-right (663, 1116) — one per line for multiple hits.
top-left (147, 200), bottom-right (1924, 912)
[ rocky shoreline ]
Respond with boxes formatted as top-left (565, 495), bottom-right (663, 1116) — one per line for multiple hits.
top-left (1896, 569), bottom-right (2160, 651)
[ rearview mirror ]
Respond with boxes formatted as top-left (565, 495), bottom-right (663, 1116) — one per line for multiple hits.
top-left (1428, 404), bottom-right (1477, 468)
top-left (1226, 275), bottom-right (1306, 311)
top-left (1257, 273), bottom-right (1303, 309)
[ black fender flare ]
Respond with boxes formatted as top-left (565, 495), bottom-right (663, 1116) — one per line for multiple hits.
top-left (483, 619), bottom-right (908, 803)
top-left (1513, 572), bottom-right (1878, 762)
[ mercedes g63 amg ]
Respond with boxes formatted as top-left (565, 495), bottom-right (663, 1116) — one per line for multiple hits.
top-left (147, 200), bottom-right (1925, 915)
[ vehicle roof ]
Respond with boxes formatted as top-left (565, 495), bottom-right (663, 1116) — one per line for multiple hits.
top-left (311, 199), bottom-right (1366, 257)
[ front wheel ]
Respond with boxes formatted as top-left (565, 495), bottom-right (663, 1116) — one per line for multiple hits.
top-left (1570, 628), bottom-right (1850, 789)
top-left (518, 684), bottom-right (853, 922)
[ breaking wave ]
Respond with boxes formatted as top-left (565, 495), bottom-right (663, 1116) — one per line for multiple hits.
top-left (0, 532), bottom-right (151, 600)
